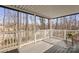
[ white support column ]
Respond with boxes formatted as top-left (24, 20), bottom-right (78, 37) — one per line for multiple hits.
top-left (17, 12), bottom-right (21, 48)
top-left (34, 14), bottom-right (36, 43)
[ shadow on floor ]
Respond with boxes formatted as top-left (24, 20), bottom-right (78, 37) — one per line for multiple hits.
top-left (44, 40), bottom-right (79, 53)
top-left (5, 49), bottom-right (19, 53)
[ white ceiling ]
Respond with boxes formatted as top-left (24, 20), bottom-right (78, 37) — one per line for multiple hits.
top-left (5, 5), bottom-right (79, 18)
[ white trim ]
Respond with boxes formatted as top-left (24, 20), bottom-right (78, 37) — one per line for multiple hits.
top-left (19, 40), bottom-right (35, 48)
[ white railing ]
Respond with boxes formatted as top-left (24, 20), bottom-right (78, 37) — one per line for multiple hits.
top-left (35, 29), bottom-right (79, 42)
top-left (0, 29), bottom-right (79, 52)
top-left (35, 29), bottom-right (50, 41)
top-left (51, 30), bottom-right (79, 41)
top-left (0, 31), bottom-right (18, 52)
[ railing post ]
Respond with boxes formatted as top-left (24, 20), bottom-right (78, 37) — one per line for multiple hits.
top-left (19, 32), bottom-right (21, 48)
top-left (34, 32), bottom-right (36, 43)
top-left (51, 29), bottom-right (53, 38)
top-left (64, 30), bottom-right (67, 40)
top-left (45, 29), bottom-right (46, 38)
top-left (49, 29), bottom-right (50, 38)
top-left (48, 29), bottom-right (50, 38)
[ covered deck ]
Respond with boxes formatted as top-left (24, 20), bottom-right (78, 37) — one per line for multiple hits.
top-left (0, 5), bottom-right (79, 53)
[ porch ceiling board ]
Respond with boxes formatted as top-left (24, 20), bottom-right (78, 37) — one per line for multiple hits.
top-left (3, 5), bottom-right (79, 19)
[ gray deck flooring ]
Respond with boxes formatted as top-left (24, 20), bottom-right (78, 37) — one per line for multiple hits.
top-left (44, 45), bottom-right (72, 53)
top-left (44, 40), bottom-right (79, 53)
top-left (4, 38), bottom-right (79, 53)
